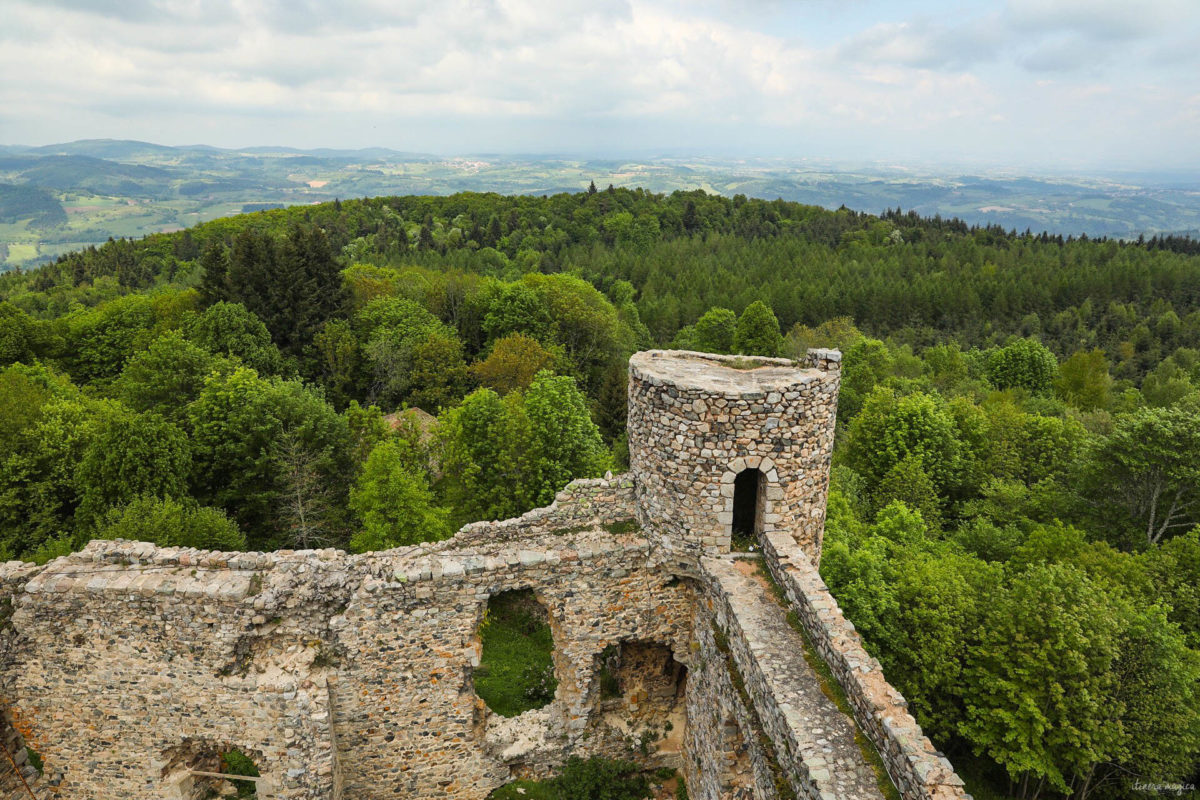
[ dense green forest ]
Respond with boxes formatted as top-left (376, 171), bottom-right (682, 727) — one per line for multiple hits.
top-left (1, 187), bottom-right (1198, 800)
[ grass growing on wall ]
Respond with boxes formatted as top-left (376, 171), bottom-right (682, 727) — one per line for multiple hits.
top-left (475, 589), bottom-right (558, 717)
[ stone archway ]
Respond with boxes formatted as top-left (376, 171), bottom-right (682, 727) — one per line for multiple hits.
top-left (731, 468), bottom-right (763, 549)
top-left (722, 457), bottom-right (778, 551)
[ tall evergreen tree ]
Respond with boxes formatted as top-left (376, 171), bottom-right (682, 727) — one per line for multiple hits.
top-left (225, 225), bottom-right (346, 357)
top-left (197, 242), bottom-right (231, 306)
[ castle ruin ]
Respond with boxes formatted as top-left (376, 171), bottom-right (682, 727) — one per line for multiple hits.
top-left (0, 350), bottom-right (967, 800)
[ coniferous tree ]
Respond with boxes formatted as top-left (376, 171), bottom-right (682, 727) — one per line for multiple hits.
top-left (198, 242), bottom-right (231, 306)
top-left (225, 225), bottom-right (346, 358)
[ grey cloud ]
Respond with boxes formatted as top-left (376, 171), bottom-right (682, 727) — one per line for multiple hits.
top-left (835, 18), bottom-right (1005, 69)
top-left (833, 1), bottom-right (1200, 77)
top-left (1004, 0), bottom-right (1190, 41)
top-left (1017, 34), bottom-right (1111, 73)
top-left (19, 0), bottom-right (240, 25)
top-left (0, 0), bottom-right (1197, 170)
top-left (20, 0), bottom-right (163, 21)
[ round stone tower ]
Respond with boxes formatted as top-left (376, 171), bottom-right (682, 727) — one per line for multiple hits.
top-left (627, 349), bottom-right (841, 561)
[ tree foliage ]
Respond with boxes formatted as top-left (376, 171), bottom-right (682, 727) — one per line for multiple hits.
top-left (349, 439), bottom-right (450, 551)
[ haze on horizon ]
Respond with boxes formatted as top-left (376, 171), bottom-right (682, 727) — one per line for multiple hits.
top-left (1, 0), bottom-right (1198, 172)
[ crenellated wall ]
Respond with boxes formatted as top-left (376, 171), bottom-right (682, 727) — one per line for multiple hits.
top-left (0, 350), bottom-right (969, 800)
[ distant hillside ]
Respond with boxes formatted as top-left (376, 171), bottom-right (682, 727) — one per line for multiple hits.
top-left (2, 139), bottom-right (1200, 270)
top-left (0, 184), bottom-right (66, 228)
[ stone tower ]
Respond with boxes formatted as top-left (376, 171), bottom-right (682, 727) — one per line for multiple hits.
top-left (627, 349), bottom-right (841, 560)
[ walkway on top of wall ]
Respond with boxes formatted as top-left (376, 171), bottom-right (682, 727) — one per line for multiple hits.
top-left (703, 556), bottom-right (885, 800)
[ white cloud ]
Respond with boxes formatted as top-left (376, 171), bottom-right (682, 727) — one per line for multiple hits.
top-left (0, 0), bottom-right (1196, 168)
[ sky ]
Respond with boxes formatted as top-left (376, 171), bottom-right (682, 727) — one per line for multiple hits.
top-left (1, 0), bottom-right (1198, 169)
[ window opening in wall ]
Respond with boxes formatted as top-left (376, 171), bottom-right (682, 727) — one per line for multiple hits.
top-left (731, 468), bottom-right (763, 551)
top-left (475, 589), bottom-right (558, 717)
top-left (589, 640), bottom-right (688, 762)
top-left (218, 750), bottom-right (261, 798)
top-left (161, 742), bottom-right (267, 800)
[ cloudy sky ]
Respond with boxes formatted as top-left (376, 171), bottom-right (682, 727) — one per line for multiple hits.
top-left (1, 0), bottom-right (1198, 169)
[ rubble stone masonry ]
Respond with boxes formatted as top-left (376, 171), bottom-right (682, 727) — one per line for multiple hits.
top-left (0, 351), bottom-right (967, 800)
top-left (627, 349), bottom-right (841, 558)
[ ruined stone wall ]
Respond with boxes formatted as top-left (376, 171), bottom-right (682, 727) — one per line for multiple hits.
top-left (436, 475), bottom-right (638, 551)
top-left (0, 501), bottom-right (699, 800)
top-left (331, 533), bottom-right (695, 798)
top-left (683, 593), bottom-right (776, 800)
top-left (7, 543), bottom-right (356, 800)
top-left (627, 350), bottom-right (840, 559)
top-left (758, 532), bottom-right (967, 800)
top-left (0, 560), bottom-right (55, 800)
top-left (701, 558), bottom-right (885, 800)
top-left (0, 349), bottom-right (975, 800)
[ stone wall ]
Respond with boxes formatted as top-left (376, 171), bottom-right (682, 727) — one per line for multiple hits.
top-left (0, 560), bottom-right (53, 800)
top-left (331, 533), bottom-right (696, 798)
top-left (8, 542), bottom-right (354, 800)
top-left (701, 558), bottom-right (884, 800)
top-left (683, 593), bottom-right (777, 800)
top-left (627, 350), bottom-right (840, 559)
top-left (0, 521), bottom-right (700, 800)
top-left (757, 532), bottom-right (967, 800)
top-left (433, 475), bottom-right (638, 552)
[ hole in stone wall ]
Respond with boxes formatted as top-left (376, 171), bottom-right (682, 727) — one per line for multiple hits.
top-left (590, 640), bottom-right (688, 764)
top-left (475, 589), bottom-right (558, 718)
top-left (160, 740), bottom-right (265, 800)
top-left (731, 468), bottom-right (764, 551)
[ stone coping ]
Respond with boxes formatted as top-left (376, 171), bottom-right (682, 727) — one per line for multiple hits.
top-left (15, 532), bottom-right (650, 601)
top-left (1, 474), bottom-right (640, 597)
top-left (758, 532), bottom-right (968, 800)
top-left (704, 557), bottom-right (885, 800)
top-left (630, 349), bottom-right (839, 395)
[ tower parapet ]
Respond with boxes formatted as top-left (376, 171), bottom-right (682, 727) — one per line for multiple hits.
top-left (627, 349), bottom-right (840, 559)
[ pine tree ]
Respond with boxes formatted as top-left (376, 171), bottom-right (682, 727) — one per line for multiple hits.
top-left (198, 242), bottom-right (231, 306)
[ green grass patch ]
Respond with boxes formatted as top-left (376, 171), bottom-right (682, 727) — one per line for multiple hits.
top-left (24, 746), bottom-right (43, 775)
top-left (5, 243), bottom-right (38, 263)
top-left (603, 519), bottom-right (641, 535)
top-left (721, 357), bottom-right (776, 370)
top-left (476, 589), bottom-right (558, 717)
top-left (487, 757), bottom-right (652, 800)
top-left (730, 530), bottom-right (756, 552)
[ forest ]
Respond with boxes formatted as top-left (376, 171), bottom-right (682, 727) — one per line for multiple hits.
top-left (0, 186), bottom-right (1198, 800)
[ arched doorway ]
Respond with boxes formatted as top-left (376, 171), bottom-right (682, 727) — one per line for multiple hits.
top-left (731, 468), bottom-right (764, 550)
